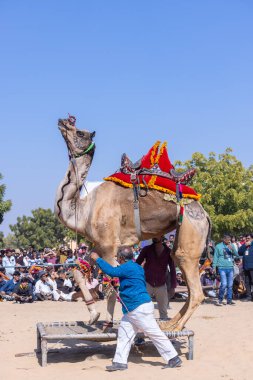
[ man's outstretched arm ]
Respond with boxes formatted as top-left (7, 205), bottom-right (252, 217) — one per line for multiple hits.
top-left (90, 252), bottom-right (124, 278)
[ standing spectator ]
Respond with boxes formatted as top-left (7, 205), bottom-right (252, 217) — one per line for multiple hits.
top-left (58, 246), bottom-right (68, 264)
top-left (208, 241), bottom-right (215, 257)
top-left (212, 235), bottom-right (239, 306)
top-left (164, 236), bottom-right (176, 303)
top-left (78, 244), bottom-right (88, 259)
top-left (2, 249), bottom-right (16, 279)
top-left (167, 234), bottom-right (175, 250)
top-left (231, 236), bottom-right (239, 254)
top-left (27, 251), bottom-right (39, 266)
top-left (238, 234), bottom-right (253, 301)
top-left (136, 237), bottom-right (176, 319)
top-left (44, 249), bottom-right (57, 265)
top-left (65, 250), bottom-right (76, 265)
top-left (132, 244), bottom-right (140, 260)
top-left (239, 236), bottom-right (246, 246)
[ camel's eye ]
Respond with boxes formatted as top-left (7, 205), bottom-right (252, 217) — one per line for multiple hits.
top-left (76, 131), bottom-right (85, 137)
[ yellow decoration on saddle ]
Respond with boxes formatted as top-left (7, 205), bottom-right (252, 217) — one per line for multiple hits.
top-left (150, 140), bottom-right (161, 166)
top-left (155, 141), bottom-right (167, 164)
top-left (163, 193), bottom-right (195, 205)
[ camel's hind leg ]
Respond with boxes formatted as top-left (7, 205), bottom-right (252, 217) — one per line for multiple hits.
top-left (160, 208), bottom-right (208, 331)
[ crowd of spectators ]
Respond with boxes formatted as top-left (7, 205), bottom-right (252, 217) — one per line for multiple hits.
top-left (0, 244), bottom-right (102, 303)
top-left (0, 233), bottom-right (252, 306)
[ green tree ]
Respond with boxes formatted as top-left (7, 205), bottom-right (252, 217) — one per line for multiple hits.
top-left (9, 208), bottom-right (69, 250)
top-left (175, 148), bottom-right (253, 240)
top-left (0, 173), bottom-right (12, 224)
top-left (2, 233), bottom-right (18, 249)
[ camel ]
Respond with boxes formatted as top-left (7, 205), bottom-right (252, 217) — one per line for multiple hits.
top-left (55, 116), bottom-right (210, 331)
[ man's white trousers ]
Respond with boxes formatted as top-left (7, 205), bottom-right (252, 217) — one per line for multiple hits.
top-left (113, 301), bottom-right (177, 364)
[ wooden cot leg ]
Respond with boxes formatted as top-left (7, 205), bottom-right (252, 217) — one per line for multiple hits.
top-left (36, 328), bottom-right (41, 353)
top-left (188, 335), bottom-right (194, 360)
top-left (41, 339), bottom-right (48, 367)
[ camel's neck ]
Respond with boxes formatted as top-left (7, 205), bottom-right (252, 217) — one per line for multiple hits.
top-left (55, 154), bottom-right (92, 231)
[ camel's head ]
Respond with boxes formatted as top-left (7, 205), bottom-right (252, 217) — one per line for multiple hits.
top-left (58, 116), bottom-right (96, 158)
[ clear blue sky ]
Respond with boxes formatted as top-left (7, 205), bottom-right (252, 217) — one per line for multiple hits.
top-left (1, 0), bottom-right (253, 235)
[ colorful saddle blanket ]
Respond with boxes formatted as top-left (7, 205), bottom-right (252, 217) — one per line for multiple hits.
top-left (104, 141), bottom-right (201, 201)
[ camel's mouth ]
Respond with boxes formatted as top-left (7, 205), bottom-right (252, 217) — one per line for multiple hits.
top-left (58, 119), bottom-right (69, 130)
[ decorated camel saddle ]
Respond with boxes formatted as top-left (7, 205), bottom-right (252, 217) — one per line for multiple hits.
top-left (104, 141), bottom-right (200, 201)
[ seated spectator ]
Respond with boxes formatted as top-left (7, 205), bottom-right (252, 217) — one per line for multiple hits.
top-left (34, 270), bottom-right (57, 301)
top-left (176, 271), bottom-right (186, 286)
top-left (0, 274), bottom-right (7, 291)
top-left (12, 277), bottom-right (34, 303)
top-left (54, 270), bottom-right (75, 301)
top-left (233, 257), bottom-right (246, 299)
top-left (0, 271), bottom-right (21, 297)
top-left (175, 270), bottom-right (188, 300)
top-left (86, 273), bottom-right (100, 301)
top-left (200, 267), bottom-right (216, 298)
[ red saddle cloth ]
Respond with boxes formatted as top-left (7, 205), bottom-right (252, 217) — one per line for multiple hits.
top-left (104, 141), bottom-right (201, 201)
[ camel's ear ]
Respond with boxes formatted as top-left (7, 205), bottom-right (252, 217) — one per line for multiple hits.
top-left (90, 131), bottom-right (96, 139)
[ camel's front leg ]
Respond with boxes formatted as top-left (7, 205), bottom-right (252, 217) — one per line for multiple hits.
top-left (73, 269), bottom-right (100, 324)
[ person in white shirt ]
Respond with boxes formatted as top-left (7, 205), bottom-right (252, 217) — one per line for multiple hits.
top-left (2, 250), bottom-right (16, 279)
top-left (34, 271), bottom-right (58, 301)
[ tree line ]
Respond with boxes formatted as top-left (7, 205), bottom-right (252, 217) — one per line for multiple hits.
top-left (1, 148), bottom-right (253, 248)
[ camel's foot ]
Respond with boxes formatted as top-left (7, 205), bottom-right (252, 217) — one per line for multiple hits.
top-left (158, 319), bottom-right (183, 331)
top-left (88, 310), bottom-right (100, 325)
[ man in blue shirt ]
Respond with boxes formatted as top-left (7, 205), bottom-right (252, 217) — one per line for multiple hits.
top-left (91, 246), bottom-right (181, 371)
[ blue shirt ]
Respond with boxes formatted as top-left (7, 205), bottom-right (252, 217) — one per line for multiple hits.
top-left (1, 279), bottom-right (19, 294)
top-left (96, 258), bottom-right (151, 314)
top-left (213, 242), bottom-right (238, 269)
top-left (238, 242), bottom-right (253, 270)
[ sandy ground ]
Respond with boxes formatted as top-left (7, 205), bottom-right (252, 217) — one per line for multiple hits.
top-left (0, 298), bottom-right (252, 380)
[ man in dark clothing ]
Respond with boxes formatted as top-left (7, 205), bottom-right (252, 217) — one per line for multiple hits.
top-left (136, 237), bottom-right (176, 319)
top-left (13, 277), bottom-right (34, 303)
top-left (238, 234), bottom-right (253, 301)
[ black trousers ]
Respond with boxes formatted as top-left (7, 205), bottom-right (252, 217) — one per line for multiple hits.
top-left (244, 270), bottom-right (253, 297)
